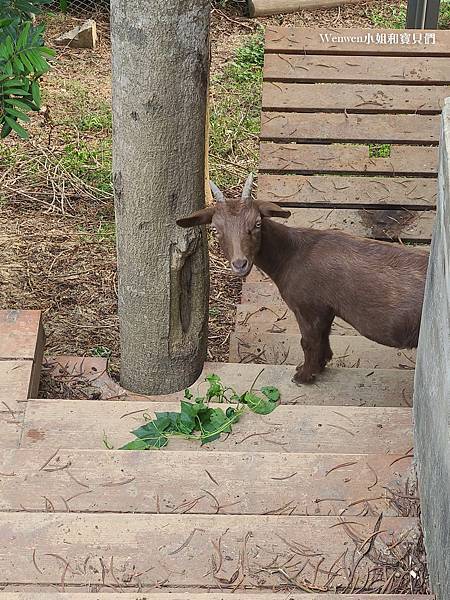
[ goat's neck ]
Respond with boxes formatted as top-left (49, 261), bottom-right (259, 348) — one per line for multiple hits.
top-left (254, 219), bottom-right (296, 284)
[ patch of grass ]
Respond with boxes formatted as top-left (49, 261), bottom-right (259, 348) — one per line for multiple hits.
top-left (368, 4), bottom-right (407, 28)
top-left (440, 1), bottom-right (450, 28)
top-left (61, 140), bottom-right (112, 195)
top-left (369, 143), bottom-right (392, 158)
top-left (90, 345), bottom-right (112, 358)
top-left (209, 30), bottom-right (264, 190)
top-left (95, 220), bottom-right (116, 242)
top-left (78, 103), bottom-right (112, 133)
top-left (0, 145), bottom-right (20, 167)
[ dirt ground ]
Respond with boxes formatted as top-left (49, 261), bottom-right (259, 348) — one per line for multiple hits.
top-left (0, 0), bottom-right (408, 378)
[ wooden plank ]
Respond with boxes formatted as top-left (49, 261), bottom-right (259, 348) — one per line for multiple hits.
top-left (0, 360), bottom-right (34, 411)
top-left (274, 207), bottom-right (435, 241)
top-left (1, 586), bottom-right (435, 600)
top-left (263, 82), bottom-right (450, 114)
top-left (0, 512), bottom-right (419, 589)
top-left (0, 310), bottom-right (44, 360)
top-left (0, 448), bottom-right (412, 517)
top-left (259, 142), bottom-right (439, 176)
top-left (261, 112), bottom-right (439, 145)
top-left (266, 26), bottom-right (450, 56)
top-left (0, 410), bottom-right (23, 449)
top-left (230, 331), bottom-right (416, 371)
top-left (251, 0), bottom-right (366, 17)
top-left (21, 400), bottom-right (413, 451)
top-left (264, 54), bottom-right (450, 85)
top-left (237, 301), bottom-right (362, 336)
top-left (257, 174), bottom-right (437, 208)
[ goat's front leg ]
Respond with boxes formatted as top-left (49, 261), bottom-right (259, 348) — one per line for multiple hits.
top-left (292, 308), bottom-right (334, 385)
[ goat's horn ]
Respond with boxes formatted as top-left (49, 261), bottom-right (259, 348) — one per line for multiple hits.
top-left (209, 181), bottom-right (225, 203)
top-left (241, 172), bottom-right (254, 204)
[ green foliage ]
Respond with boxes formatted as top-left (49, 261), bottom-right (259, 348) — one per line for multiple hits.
top-left (119, 374), bottom-right (280, 450)
top-left (367, 4), bottom-right (407, 29)
top-left (0, 1), bottom-right (55, 139)
top-left (0, 0), bottom-right (51, 20)
top-left (90, 345), bottom-right (112, 358)
top-left (209, 31), bottom-right (264, 189)
top-left (61, 140), bottom-right (112, 194)
top-left (440, 1), bottom-right (450, 28)
top-left (369, 143), bottom-right (391, 159)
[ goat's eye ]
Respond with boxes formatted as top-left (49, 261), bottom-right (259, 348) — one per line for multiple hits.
top-left (255, 220), bottom-right (262, 229)
top-left (211, 226), bottom-right (217, 234)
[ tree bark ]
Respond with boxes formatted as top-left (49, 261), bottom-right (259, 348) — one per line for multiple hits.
top-left (111, 0), bottom-right (210, 394)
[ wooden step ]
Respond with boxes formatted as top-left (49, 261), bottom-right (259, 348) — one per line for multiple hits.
top-left (257, 174), bottom-right (437, 209)
top-left (0, 512), bottom-right (419, 590)
top-left (262, 81), bottom-right (450, 115)
top-left (259, 142), bottom-right (438, 176)
top-left (264, 53), bottom-right (450, 85)
top-left (0, 310), bottom-right (44, 403)
top-left (269, 207), bottom-right (434, 242)
top-left (0, 595), bottom-right (434, 600)
top-left (21, 400), bottom-right (413, 453)
top-left (0, 448), bottom-right (412, 517)
top-left (265, 25), bottom-right (450, 56)
top-left (230, 331), bottom-right (416, 371)
top-left (237, 301), bottom-right (359, 335)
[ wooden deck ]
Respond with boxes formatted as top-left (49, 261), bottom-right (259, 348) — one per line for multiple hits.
top-left (231, 26), bottom-right (450, 369)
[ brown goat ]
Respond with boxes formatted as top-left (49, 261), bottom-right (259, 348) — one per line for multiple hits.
top-left (177, 174), bottom-right (430, 384)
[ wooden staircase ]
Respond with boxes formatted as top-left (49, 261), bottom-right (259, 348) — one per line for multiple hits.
top-left (0, 311), bottom-right (430, 596)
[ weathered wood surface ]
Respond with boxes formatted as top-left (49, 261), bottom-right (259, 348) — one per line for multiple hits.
top-left (259, 142), bottom-right (438, 175)
top-left (0, 361), bottom-right (34, 411)
top-left (261, 112), bottom-right (439, 145)
top-left (273, 207), bottom-right (434, 241)
top-left (265, 27), bottom-right (450, 56)
top-left (250, 0), bottom-right (366, 16)
top-left (265, 54), bottom-right (450, 85)
top-left (0, 448), bottom-right (412, 516)
top-left (0, 310), bottom-right (43, 360)
top-left (237, 301), bottom-right (368, 336)
top-left (0, 512), bottom-right (419, 589)
top-left (21, 400), bottom-right (413, 452)
top-left (0, 410), bottom-right (23, 448)
top-left (263, 82), bottom-right (450, 114)
top-left (1, 586), bottom-right (434, 600)
top-left (230, 331), bottom-right (416, 371)
top-left (413, 98), bottom-right (450, 600)
top-left (257, 174), bottom-right (437, 208)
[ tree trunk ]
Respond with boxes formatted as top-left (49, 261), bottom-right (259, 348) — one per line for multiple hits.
top-left (111, 0), bottom-right (210, 394)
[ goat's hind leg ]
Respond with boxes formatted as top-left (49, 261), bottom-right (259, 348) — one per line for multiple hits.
top-left (293, 309), bottom-right (334, 385)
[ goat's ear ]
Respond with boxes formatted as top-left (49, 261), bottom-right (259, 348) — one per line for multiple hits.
top-left (255, 201), bottom-right (291, 219)
top-left (176, 207), bottom-right (215, 228)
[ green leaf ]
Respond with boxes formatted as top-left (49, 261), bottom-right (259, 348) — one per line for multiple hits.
top-left (261, 386), bottom-right (280, 402)
top-left (184, 388), bottom-right (193, 400)
top-left (1, 121), bottom-right (12, 139)
top-left (205, 374), bottom-right (224, 401)
top-left (4, 116), bottom-right (29, 139)
top-left (2, 88), bottom-right (28, 95)
top-left (242, 391), bottom-right (277, 415)
top-left (4, 97), bottom-right (35, 111)
top-left (131, 421), bottom-right (169, 448)
top-left (5, 107), bottom-right (30, 122)
top-left (119, 439), bottom-right (150, 450)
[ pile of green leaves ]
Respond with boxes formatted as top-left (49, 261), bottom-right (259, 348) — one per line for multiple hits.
top-left (120, 373), bottom-right (280, 450)
top-left (0, 0), bottom-right (55, 139)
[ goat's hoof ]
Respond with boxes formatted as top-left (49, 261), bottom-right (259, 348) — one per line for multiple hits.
top-left (292, 370), bottom-right (316, 385)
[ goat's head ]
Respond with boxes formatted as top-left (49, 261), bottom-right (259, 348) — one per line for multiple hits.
top-left (176, 173), bottom-right (291, 277)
